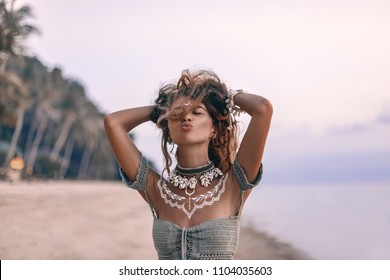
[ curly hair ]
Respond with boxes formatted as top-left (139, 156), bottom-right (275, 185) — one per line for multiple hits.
top-left (150, 69), bottom-right (238, 175)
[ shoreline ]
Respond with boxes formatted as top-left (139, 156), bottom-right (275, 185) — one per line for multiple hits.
top-left (0, 180), bottom-right (308, 260)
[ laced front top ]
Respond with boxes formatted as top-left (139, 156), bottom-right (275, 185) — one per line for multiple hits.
top-left (119, 154), bottom-right (263, 260)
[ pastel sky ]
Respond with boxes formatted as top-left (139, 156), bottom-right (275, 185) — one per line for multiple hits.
top-left (24, 0), bottom-right (390, 183)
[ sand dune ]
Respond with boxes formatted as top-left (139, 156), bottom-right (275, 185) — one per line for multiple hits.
top-left (0, 180), bottom-right (308, 260)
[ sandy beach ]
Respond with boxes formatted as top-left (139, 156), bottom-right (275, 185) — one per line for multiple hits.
top-left (0, 180), bottom-right (308, 260)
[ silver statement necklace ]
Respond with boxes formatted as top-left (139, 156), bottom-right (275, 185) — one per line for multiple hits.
top-left (158, 161), bottom-right (226, 219)
top-left (168, 161), bottom-right (223, 195)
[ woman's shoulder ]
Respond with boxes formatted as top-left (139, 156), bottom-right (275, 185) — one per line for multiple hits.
top-left (119, 154), bottom-right (161, 191)
top-left (230, 158), bottom-right (263, 191)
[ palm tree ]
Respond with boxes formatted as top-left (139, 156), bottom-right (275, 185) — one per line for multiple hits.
top-left (55, 97), bottom-right (106, 179)
top-left (77, 117), bottom-right (99, 178)
top-left (72, 103), bottom-right (101, 178)
top-left (0, 0), bottom-right (40, 72)
top-left (57, 135), bottom-right (75, 179)
top-left (49, 82), bottom-right (90, 164)
top-left (24, 67), bottom-right (63, 174)
top-left (0, 0), bottom-right (39, 168)
top-left (49, 111), bottom-right (76, 162)
top-left (24, 96), bottom-right (61, 172)
top-left (0, 70), bottom-right (28, 168)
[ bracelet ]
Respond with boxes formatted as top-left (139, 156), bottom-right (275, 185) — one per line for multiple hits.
top-left (226, 89), bottom-right (244, 111)
top-left (225, 89), bottom-right (246, 130)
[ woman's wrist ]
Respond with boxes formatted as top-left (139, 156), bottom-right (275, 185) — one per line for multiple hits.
top-left (226, 89), bottom-right (246, 112)
top-left (225, 89), bottom-right (247, 130)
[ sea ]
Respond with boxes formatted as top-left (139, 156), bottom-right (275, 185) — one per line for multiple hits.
top-left (241, 182), bottom-right (390, 260)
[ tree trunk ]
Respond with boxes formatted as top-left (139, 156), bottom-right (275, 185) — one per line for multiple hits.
top-left (24, 116), bottom-right (39, 160)
top-left (49, 113), bottom-right (75, 162)
top-left (25, 116), bottom-right (48, 172)
top-left (78, 148), bottom-right (92, 179)
top-left (3, 106), bottom-right (25, 167)
top-left (58, 136), bottom-right (75, 179)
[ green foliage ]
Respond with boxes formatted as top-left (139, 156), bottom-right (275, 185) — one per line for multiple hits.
top-left (0, 0), bottom-right (40, 55)
top-left (0, 1), bottom-right (134, 180)
top-left (0, 55), bottom-right (119, 180)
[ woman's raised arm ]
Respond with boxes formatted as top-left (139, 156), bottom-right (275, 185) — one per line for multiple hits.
top-left (234, 93), bottom-right (273, 183)
top-left (103, 105), bottom-right (154, 181)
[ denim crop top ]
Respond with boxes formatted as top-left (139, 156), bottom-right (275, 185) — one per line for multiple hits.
top-left (119, 155), bottom-right (263, 260)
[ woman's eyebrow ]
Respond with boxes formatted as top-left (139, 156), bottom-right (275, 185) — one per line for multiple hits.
top-left (196, 105), bottom-right (206, 110)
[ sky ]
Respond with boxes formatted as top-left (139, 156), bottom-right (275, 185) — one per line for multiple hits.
top-left (23, 0), bottom-right (390, 184)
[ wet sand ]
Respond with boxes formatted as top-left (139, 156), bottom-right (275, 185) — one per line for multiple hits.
top-left (0, 180), bottom-right (308, 260)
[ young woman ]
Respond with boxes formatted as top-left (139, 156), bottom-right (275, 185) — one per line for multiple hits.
top-left (104, 69), bottom-right (272, 260)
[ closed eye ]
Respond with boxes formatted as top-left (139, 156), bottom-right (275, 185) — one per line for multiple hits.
top-left (193, 105), bottom-right (207, 115)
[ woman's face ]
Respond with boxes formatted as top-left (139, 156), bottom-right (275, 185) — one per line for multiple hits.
top-left (167, 99), bottom-right (215, 147)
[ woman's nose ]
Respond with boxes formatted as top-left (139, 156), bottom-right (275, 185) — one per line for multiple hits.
top-left (182, 113), bottom-right (192, 121)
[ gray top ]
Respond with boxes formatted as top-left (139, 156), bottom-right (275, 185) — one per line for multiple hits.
top-left (119, 155), bottom-right (263, 260)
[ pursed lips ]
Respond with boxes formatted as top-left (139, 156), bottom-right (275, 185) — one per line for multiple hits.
top-left (181, 122), bottom-right (193, 131)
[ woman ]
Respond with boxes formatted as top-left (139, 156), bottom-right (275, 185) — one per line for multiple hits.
top-left (104, 69), bottom-right (272, 260)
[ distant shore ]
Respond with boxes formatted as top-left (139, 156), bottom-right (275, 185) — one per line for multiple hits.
top-left (0, 180), bottom-right (308, 260)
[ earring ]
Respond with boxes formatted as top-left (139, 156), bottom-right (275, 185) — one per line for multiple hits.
top-left (167, 136), bottom-right (175, 153)
top-left (169, 143), bottom-right (175, 154)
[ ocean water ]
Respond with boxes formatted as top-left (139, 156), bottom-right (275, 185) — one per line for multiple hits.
top-left (242, 182), bottom-right (390, 260)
